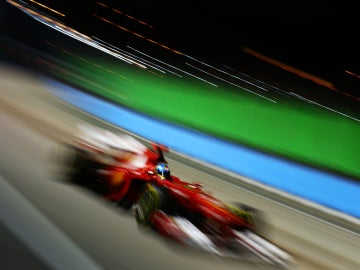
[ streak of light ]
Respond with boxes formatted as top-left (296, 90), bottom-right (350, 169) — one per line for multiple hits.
top-left (92, 37), bottom-right (171, 75)
top-left (93, 14), bottom-right (183, 55)
top-left (185, 62), bottom-right (235, 85)
top-left (184, 54), bottom-right (270, 92)
top-left (311, 102), bottom-right (360, 122)
top-left (28, 0), bottom-right (65, 17)
top-left (345, 70), bottom-right (360, 79)
top-left (126, 46), bottom-right (218, 86)
top-left (181, 74), bottom-right (218, 87)
top-left (114, 48), bottom-right (182, 77)
top-left (34, 17), bottom-right (91, 42)
top-left (95, 1), bottom-right (154, 29)
top-left (45, 41), bottom-right (132, 83)
top-left (7, 0), bottom-right (146, 69)
top-left (289, 92), bottom-right (313, 103)
top-left (238, 87), bottom-right (276, 103)
top-left (289, 92), bottom-right (360, 122)
top-left (185, 63), bottom-right (276, 103)
top-left (244, 47), bottom-right (360, 102)
top-left (222, 64), bottom-right (285, 93)
top-left (144, 69), bottom-right (165, 78)
top-left (243, 46), bottom-right (335, 89)
top-left (36, 57), bottom-right (128, 100)
top-left (10, 1), bottom-right (90, 42)
top-left (126, 46), bottom-right (183, 77)
top-left (52, 24), bottom-right (144, 67)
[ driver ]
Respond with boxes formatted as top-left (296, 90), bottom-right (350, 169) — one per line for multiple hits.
top-left (155, 163), bottom-right (171, 180)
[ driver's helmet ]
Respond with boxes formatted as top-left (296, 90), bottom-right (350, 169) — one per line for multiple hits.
top-left (155, 163), bottom-right (170, 179)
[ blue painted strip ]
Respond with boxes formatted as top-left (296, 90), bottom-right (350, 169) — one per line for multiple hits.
top-left (47, 79), bottom-right (360, 219)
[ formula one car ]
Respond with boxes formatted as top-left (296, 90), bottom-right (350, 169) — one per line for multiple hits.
top-left (65, 124), bottom-right (293, 267)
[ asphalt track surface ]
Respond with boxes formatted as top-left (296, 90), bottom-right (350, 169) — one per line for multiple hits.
top-left (0, 63), bottom-right (359, 270)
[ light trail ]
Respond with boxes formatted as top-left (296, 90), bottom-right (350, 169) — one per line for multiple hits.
top-left (10, 0), bottom-right (147, 68)
top-left (185, 61), bottom-right (276, 102)
top-left (51, 24), bottom-right (145, 67)
top-left (28, 0), bottom-right (65, 17)
top-left (92, 37), bottom-right (183, 76)
top-left (289, 92), bottom-right (360, 122)
top-left (126, 46), bottom-right (184, 77)
top-left (92, 37), bottom-right (166, 74)
top-left (95, 1), bottom-right (154, 28)
top-left (126, 46), bottom-right (218, 86)
top-left (185, 62), bottom-right (277, 103)
top-left (184, 54), bottom-right (270, 92)
top-left (185, 62), bottom-right (236, 85)
top-left (45, 41), bottom-right (132, 83)
top-left (345, 70), bottom-right (360, 79)
top-left (221, 64), bottom-right (290, 95)
top-left (93, 14), bottom-right (183, 55)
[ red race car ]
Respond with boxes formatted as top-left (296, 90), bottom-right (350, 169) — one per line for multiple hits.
top-left (65, 124), bottom-right (293, 267)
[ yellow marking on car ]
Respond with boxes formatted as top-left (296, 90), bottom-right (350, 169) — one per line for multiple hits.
top-left (110, 171), bottom-right (124, 186)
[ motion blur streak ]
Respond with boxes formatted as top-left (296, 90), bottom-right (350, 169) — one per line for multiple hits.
top-left (345, 70), bottom-right (360, 80)
top-left (93, 14), bottom-right (183, 55)
top-left (8, 0), bottom-right (146, 68)
top-left (0, 175), bottom-right (103, 270)
top-left (243, 46), bottom-right (360, 102)
top-left (125, 45), bottom-right (183, 77)
top-left (95, 1), bottom-right (154, 28)
top-left (29, 0), bottom-right (65, 17)
top-left (45, 41), bottom-right (136, 81)
top-left (184, 53), bottom-right (271, 92)
top-left (93, 38), bottom-right (168, 73)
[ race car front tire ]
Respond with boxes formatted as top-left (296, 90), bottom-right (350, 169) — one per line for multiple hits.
top-left (134, 184), bottom-right (163, 226)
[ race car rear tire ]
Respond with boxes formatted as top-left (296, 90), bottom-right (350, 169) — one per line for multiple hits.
top-left (234, 203), bottom-right (268, 236)
top-left (65, 147), bottom-right (89, 184)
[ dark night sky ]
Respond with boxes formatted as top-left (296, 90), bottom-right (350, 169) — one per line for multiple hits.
top-left (4, 0), bottom-right (360, 96)
top-left (63, 0), bottom-right (358, 76)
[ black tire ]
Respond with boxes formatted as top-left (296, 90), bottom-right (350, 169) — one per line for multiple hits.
top-left (117, 180), bottom-right (147, 210)
top-left (134, 184), bottom-right (164, 226)
top-left (66, 147), bottom-right (101, 188)
top-left (233, 202), bottom-right (268, 236)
